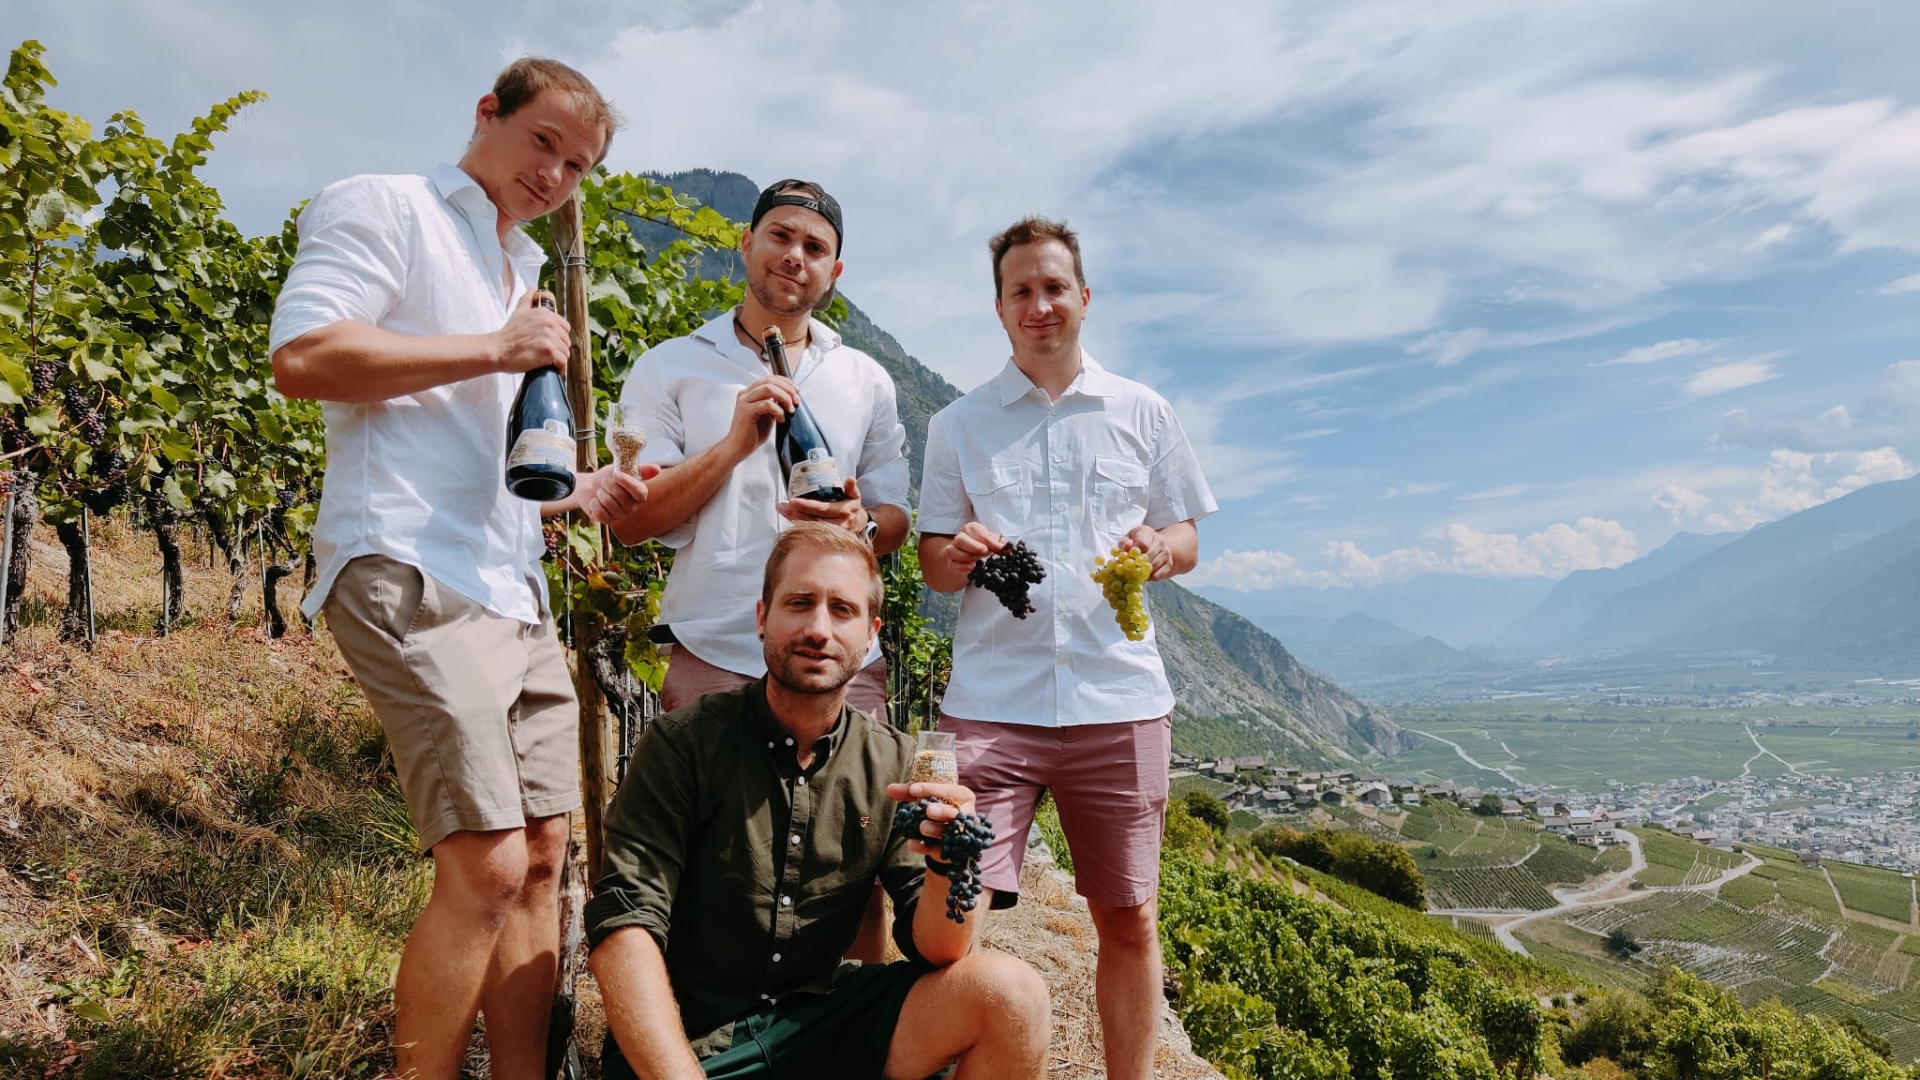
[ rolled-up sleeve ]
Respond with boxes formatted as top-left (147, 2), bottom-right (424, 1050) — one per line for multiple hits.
top-left (913, 410), bottom-right (971, 537)
top-left (1146, 402), bottom-right (1218, 530)
top-left (876, 827), bottom-right (929, 966)
top-left (585, 718), bottom-right (697, 953)
top-left (615, 349), bottom-right (697, 548)
top-left (269, 177), bottom-right (411, 355)
top-left (854, 373), bottom-right (910, 514)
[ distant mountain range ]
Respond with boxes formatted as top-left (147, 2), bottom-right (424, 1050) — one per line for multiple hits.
top-left (644, 169), bottom-right (1404, 763)
top-left (1199, 472), bottom-right (1920, 680)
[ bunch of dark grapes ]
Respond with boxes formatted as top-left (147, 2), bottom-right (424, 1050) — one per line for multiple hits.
top-left (893, 798), bottom-right (995, 923)
top-left (0, 469), bottom-right (13, 502)
top-left (541, 520), bottom-right (564, 562)
top-left (967, 541), bottom-right (1045, 618)
top-left (30, 360), bottom-right (58, 395)
top-left (63, 386), bottom-right (106, 449)
top-left (80, 450), bottom-right (129, 515)
top-left (0, 410), bottom-right (22, 454)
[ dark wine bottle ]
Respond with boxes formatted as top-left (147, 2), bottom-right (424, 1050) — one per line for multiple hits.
top-left (763, 326), bottom-right (847, 502)
top-left (505, 296), bottom-right (576, 502)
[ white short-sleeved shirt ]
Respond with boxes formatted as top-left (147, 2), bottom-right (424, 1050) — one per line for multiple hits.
top-left (618, 311), bottom-right (910, 676)
top-left (917, 355), bottom-right (1217, 727)
top-left (271, 165), bottom-right (551, 625)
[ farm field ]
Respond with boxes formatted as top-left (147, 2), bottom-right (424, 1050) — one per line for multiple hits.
top-left (1489, 836), bottom-right (1920, 1062)
top-left (1389, 710), bottom-right (1920, 789)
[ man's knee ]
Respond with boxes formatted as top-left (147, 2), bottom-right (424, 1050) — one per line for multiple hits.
top-left (433, 829), bottom-right (534, 919)
top-left (521, 816), bottom-right (571, 889)
top-left (1088, 898), bottom-right (1159, 952)
top-left (953, 953), bottom-right (1050, 1032)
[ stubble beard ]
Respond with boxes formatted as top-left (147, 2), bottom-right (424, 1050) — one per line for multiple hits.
top-left (766, 638), bottom-right (862, 697)
top-left (749, 270), bottom-right (830, 320)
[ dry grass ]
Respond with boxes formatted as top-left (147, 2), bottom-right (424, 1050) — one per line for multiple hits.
top-left (981, 853), bottom-right (1223, 1080)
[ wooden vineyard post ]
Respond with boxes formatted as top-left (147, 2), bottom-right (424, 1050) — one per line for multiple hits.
top-left (552, 191), bottom-right (609, 881)
top-left (545, 190), bottom-right (596, 1080)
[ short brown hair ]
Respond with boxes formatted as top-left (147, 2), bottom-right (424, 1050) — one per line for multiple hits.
top-left (492, 56), bottom-right (624, 164)
top-left (988, 215), bottom-right (1084, 296)
top-left (761, 522), bottom-right (884, 619)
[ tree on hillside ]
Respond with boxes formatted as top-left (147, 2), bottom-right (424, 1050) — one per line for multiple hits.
top-left (1182, 789), bottom-right (1231, 834)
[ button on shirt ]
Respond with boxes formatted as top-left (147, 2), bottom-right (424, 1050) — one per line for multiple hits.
top-left (917, 355), bottom-right (1217, 727)
top-left (270, 165), bottom-right (550, 624)
top-left (617, 312), bottom-right (909, 675)
top-left (583, 681), bottom-right (927, 1042)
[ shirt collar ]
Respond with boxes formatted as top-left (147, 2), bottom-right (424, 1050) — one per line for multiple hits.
top-left (746, 677), bottom-right (851, 774)
top-left (994, 351), bottom-right (1116, 407)
top-left (692, 309), bottom-right (843, 362)
top-left (428, 163), bottom-right (548, 271)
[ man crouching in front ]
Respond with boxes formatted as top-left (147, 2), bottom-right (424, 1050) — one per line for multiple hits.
top-left (585, 521), bottom-right (1051, 1079)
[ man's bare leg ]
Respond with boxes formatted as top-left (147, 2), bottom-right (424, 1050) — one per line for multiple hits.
top-left (1086, 896), bottom-right (1161, 1080)
top-left (844, 881), bottom-right (891, 963)
top-left (393, 828), bottom-right (531, 1080)
top-left (881, 952), bottom-right (1049, 1080)
top-left (478, 813), bottom-right (570, 1080)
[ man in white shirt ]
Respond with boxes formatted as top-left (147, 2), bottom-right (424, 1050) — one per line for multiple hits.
top-left (605, 179), bottom-right (910, 719)
top-left (270, 58), bottom-right (649, 1080)
top-left (916, 216), bottom-right (1216, 1080)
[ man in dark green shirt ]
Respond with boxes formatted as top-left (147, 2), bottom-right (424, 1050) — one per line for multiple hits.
top-left (587, 522), bottom-right (1049, 1080)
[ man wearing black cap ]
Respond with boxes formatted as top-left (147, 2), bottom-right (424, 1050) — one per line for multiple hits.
top-left (604, 181), bottom-right (910, 958)
top-left (604, 179), bottom-right (908, 718)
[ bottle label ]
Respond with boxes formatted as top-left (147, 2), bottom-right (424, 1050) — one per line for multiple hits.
top-left (789, 448), bottom-right (842, 499)
top-left (509, 419), bottom-right (574, 470)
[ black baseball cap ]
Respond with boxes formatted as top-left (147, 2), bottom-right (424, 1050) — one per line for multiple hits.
top-left (750, 179), bottom-right (844, 254)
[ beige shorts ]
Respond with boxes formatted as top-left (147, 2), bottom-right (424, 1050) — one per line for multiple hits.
top-left (324, 555), bottom-right (580, 853)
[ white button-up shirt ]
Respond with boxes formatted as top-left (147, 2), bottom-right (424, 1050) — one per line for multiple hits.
top-left (917, 355), bottom-right (1216, 727)
top-left (618, 311), bottom-right (909, 676)
top-left (271, 165), bottom-right (551, 625)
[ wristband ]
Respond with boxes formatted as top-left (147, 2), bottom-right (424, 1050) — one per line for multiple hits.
top-left (923, 856), bottom-right (952, 877)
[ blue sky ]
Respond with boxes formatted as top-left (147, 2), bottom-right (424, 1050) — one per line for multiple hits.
top-left (16, 0), bottom-right (1920, 592)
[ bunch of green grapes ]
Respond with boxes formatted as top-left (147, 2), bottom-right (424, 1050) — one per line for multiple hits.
top-left (1091, 546), bottom-right (1152, 640)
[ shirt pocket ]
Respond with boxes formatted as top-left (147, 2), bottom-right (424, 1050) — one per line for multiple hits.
top-left (962, 460), bottom-right (1030, 538)
top-left (1092, 455), bottom-right (1149, 535)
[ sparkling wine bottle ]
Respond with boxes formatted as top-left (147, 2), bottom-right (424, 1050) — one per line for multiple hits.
top-left (763, 326), bottom-right (847, 502)
top-left (505, 296), bottom-right (576, 502)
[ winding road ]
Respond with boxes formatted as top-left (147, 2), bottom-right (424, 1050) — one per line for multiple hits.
top-left (1406, 728), bottom-right (1524, 787)
top-left (1431, 830), bottom-right (1765, 955)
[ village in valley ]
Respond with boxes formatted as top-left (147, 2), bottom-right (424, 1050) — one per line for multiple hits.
top-left (1172, 748), bottom-right (1920, 873)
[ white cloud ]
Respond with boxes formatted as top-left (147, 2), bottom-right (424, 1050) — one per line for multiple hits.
top-left (1198, 517), bottom-right (1639, 588)
top-left (1706, 447), bottom-right (1915, 529)
top-left (1168, 392), bottom-right (1296, 501)
top-left (1743, 223), bottom-right (1794, 252)
top-left (1718, 359), bottom-right (1920, 452)
top-left (1189, 548), bottom-right (1314, 591)
top-left (1878, 274), bottom-right (1920, 296)
top-left (1652, 484), bottom-right (1712, 524)
top-left (1459, 483), bottom-right (1541, 502)
top-left (1286, 427), bottom-right (1341, 442)
top-left (1384, 481), bottom-right (1449, 499)
top-left (1682, 358), bottom-right (1783, 399)
top-left (1602, 338), bottom-right (1720, 366)
top-left (1321, 518), bottom-right (1638, 584)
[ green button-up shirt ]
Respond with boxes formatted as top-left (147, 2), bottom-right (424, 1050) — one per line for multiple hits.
top-left (584, 680), bottom-right (928, 1041)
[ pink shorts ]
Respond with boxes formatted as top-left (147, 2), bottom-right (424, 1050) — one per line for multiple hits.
top-left (660, 645), bottom-right (889, 723)
top-left (940, 713), bottom-right (1172, 909)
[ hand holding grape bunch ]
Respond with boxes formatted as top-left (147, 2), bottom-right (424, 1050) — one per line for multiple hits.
top-left (1092, 546), bottom-right (1153, 640)
top-left (968, 540), bottom-right (1045, 618)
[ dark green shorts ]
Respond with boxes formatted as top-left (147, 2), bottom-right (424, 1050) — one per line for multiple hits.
top-left (602, 961), bottom-right (926, 1080)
